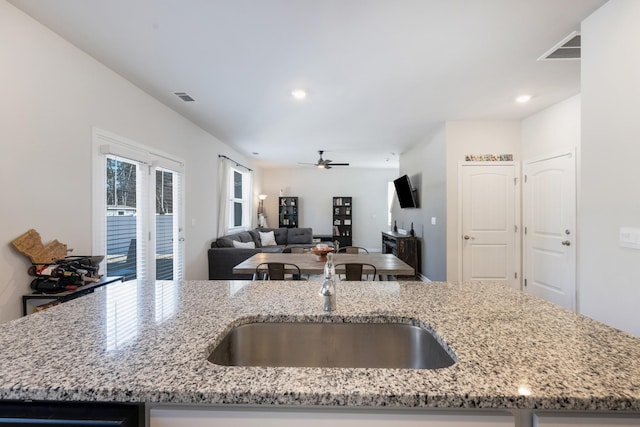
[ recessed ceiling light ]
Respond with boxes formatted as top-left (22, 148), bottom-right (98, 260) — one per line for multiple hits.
top-left (291, 89), bottom-right (307, 100)
top-left (516, 94), bottom-right (532, 103)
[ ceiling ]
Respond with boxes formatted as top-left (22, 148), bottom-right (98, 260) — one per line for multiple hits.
top-left (9, 0), bottom-right (608, 169)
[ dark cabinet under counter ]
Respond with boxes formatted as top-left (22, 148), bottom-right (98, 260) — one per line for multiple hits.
top-left (382, 231), bottom-right (421, 277)
top-left (0, 400), bottom-right (144, 426)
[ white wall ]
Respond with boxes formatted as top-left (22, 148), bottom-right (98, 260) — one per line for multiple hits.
top-left (445, 120), bottom-right (522, 281)
top-left (521, 95), bottom-right (581, 160)
top-left (0, 1), bottom-right (256, 323)
top-left (579, 0), bottom-right (640, 336)
top-left (262, 168), bottom-right (398, 251)
top-left (395, 125), bottom-right (447, 280)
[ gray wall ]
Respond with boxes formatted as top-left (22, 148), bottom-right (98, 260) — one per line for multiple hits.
top-left (579, 0), bottom-right (640, 336)
top-left (394, 125), bottom-right (447, 280)
top-left (262, 167), bottom-right (398, 252)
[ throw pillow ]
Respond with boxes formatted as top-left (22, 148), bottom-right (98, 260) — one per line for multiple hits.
top-left (259, 231), bottom-right (277, 246)
top-left (232, 240), bottom-right (256, 249)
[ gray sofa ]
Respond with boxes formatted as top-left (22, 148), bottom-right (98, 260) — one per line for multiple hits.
top-left (208, 227), bottom-right (321, 280)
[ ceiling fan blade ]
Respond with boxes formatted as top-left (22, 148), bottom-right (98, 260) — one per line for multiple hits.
top-left (302, 150), bottom-right (349, 168)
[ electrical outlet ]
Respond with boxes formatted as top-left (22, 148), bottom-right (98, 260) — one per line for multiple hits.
top-left (431, 217), bottom-right (436, 225)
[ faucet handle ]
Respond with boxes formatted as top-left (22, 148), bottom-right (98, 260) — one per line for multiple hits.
top-left (319, 277), bottom-right (336, 312)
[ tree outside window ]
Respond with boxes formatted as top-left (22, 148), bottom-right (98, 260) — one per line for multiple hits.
top-left (106, 158), bottom-right (137, 208)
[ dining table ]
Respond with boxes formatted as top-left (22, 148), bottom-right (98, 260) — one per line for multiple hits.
top-left (232, 252), bottom-right (415, 280)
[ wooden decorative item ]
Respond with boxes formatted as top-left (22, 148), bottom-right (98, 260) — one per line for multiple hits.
top-left (10, 229), bottom-right (73, 264)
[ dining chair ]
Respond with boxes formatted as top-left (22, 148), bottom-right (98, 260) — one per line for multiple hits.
top-left (255, 262), bottom-right (302, 280)
top-left (336, 246), bottom-right (369, 254)
top-left (334, 263), bottom-right (377, 281)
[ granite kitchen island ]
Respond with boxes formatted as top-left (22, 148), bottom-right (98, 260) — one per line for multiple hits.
top-left (1, 279), bottom-right (639, 426)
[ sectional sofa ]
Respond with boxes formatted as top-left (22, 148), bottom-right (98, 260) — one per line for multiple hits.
top-left (207, 227), bottom-right (324, 280)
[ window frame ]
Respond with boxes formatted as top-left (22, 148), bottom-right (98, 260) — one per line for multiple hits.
top-left (227, 166), bottom-right (252, 233)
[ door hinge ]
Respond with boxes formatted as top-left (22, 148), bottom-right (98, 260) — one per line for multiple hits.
top-left (515, 272), bottom-right (518, 279)
top-left (514, 177), bottom-right (517, 185)
top-left (524, 226), bottom-right (527, 235)
top-left (515, 225), bottom-right (518, 233)
top-left (524, 175), bottom-right (528, 183)
top-left (524, 278), bottom-right (527, 287)
top-left (149, 231), bottom-right (151, 241)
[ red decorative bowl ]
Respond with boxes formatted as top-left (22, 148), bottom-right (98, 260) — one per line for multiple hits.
top-left (311, 246), bottom-right (334, 261)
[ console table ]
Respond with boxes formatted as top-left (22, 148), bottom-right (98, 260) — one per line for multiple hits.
top-left (381, 231), bottom-right (421, 276)
top-left (22, 276), bottom-right (124, 316)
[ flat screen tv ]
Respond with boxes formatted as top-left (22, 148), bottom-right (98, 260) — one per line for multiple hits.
top-left (394, 174), bottom-right (418, 208)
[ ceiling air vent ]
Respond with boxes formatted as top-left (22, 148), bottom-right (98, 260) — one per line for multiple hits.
top-left (173, 91), bottom-right (196, 102)
top-left (538, 31), bottom-right (581, 61)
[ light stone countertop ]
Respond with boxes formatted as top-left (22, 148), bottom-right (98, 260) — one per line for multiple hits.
top-left (0, 279), bottom-right (639, 411)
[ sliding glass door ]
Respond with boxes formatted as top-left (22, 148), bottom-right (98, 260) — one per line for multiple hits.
top-left (94, 128), bottom-right (184, 282)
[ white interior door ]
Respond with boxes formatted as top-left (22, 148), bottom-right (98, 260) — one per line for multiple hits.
top-left (460, 164), bottom-right (518, 288)
top-left (523, 152), bottom-right (576, 310)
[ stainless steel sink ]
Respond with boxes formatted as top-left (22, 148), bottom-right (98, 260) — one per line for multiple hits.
top-left (208, 321), bottom-right (455, 369)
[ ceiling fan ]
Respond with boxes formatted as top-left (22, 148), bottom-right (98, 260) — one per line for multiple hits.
top-left (300, 150), bottom-right (350, 169)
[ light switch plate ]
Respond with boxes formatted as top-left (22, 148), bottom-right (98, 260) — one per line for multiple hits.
top-left (619, 227), bottom-right (640, 249)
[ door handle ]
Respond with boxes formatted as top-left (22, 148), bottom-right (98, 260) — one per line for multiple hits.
top-left (463, 235), bottom-right (475, 240)
top-left (561, 240), bottom-right (571, 246)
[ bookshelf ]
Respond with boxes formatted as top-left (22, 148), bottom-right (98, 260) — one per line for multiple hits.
top-left (278, 197), bottom-right (298, 228)
top-left (332, 196), bottom-right (352, 247)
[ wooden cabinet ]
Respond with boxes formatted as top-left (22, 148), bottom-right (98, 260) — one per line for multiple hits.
top-left (333, 197), bottom-right (352, 247)
top-left (278, 197), bottom-right (298, 228)
top-left (382, 231), bottom-right (420, 276)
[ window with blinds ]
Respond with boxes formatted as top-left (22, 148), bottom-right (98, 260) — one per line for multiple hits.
top-left (105, 155), bottom-right (146, 281)
top-left (155, 168), bottom-right (183, 281)
top-left (228, 166), bottom-right (251, 231)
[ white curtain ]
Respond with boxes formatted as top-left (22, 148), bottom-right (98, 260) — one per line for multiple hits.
top-left (217, 157), bottom-right (232, 237)
top-left (244, 170), bottom-right (254, 229)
